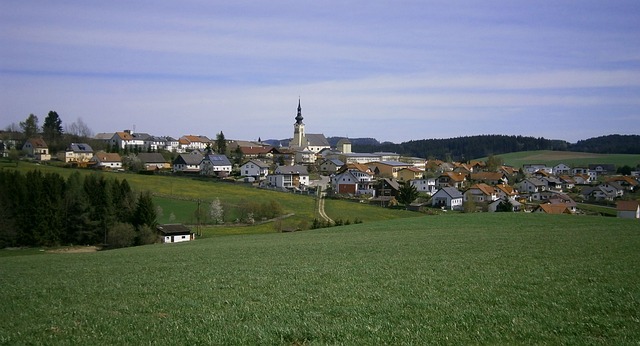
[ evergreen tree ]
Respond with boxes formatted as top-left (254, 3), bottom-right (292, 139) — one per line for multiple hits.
top-left (397, 182), bottom-right (419, 206)
top-left (19, 114), bottom-right (39, 139)
top-left (216, 131), bottom-right (227, 154)
top-left (42, 111), bottom-right (64, 151)
top-left (63, 172), bottom-right (92, 244)
top-left (133, 191), bottom-right (157, 231)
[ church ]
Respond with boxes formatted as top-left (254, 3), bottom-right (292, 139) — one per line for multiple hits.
top-left (288, 99), bottom-right (330, 154)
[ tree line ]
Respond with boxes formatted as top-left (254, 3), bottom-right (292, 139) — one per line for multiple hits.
top-left (352, 134), bottom-right (640, 161)
top-left (0, 170), bottom-right (157, 249)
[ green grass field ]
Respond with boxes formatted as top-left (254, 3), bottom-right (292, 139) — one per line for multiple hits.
top-left (1, 213), bottom-right (638, 344)
top-left (476, 150), bottom-right (640, 169)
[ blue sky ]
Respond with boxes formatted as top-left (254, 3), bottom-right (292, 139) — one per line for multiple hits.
top-left (1, 1), bottom-right (639, 143)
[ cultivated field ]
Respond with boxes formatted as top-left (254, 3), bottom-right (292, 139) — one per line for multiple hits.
top-left (477, 150), bottom-right (640, 169)
top-left (1, 213), bottom-right (638, 344)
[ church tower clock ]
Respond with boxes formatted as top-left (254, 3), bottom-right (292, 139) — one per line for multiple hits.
top-left (292, 99), bottom-right (306, 149)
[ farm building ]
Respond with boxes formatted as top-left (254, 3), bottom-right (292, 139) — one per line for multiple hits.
top-left (616, 200), bottom-right (640, 219)
top-left (157, 224), bottom-right (195, 243)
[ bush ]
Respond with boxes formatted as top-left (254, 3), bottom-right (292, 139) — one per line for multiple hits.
top-left (108, 222), bottom-right (136, 248)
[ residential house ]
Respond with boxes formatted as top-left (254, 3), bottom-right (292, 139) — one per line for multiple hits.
top-left (548, 193), bottom-right (577, 213)
top-left (137, 153), bottom-right (170, 171)
top-left (431, 187), bottom-right (464, 210)
top-left (319, 158), bottom-right (344, 174)
top-left (607, 176), bottom-right (639, 192)
top-left (59, 143), bottom-right (93, 163)
top-left (488, 197), bottom-right (522, 212)
top-left (558, 175), bottom-right (576, 191)
top-left (172, 152), bottom-right (204, 173)
top-left (518, 178), bottom-right (547, 194)
top-left (534, 203), bottom-right (572, 214)
top-left (616, 200), bottom-right (640, 219)
top-left (376, 178), bottom-right (401, 199)
top-left (109, 131), bottom-right (145, 150)
top-left (146, 136), bottom-right (180, 152)
top-left (239, 145), bottom-right (274, 160)
top-left (332, 167), bottom-right (376, 196)
top-left (522, 164), bottom-right (552, 175)
top-left (464, 183), bottom-right (499, 203)
top-left (180, 135), bottom-right (211, 151)
top-left (240, 160), bottom-right (270, 180)
top-left (553, 163), bottom-right (572, 175)
top-left (495, 183), bottom-right (519, 200)
top-left (581, 185), bottom-right (619, 201)
top-left (156, 224), bottom-right (194, 243)
top-left (541, 176), bottom-right (563, 191)
top-left (294, 149), bottom-right (317, 164)
top-left (589, 164), bottom-right (616, 176)
top-left (469, 172), bottom-right (508, 185)
top-left (22, 138), bottom-right (51, 161)
top-left (572, 167), bottom-right (589, 175)
top-left (436, 172), bottom-right (467, 189)
top-left (90, 151), bottom-right (122, 169)
top-left (201, 154), bottom-right (232, 177)
top-left (268, 165), bottom-right (309, 189)
top-left (369, 161), bottom-right (413, 179)
top-left (410, 178), bottom-right (437, 196)
top-left (397, 167), bottom-right (424, 181)
top-left (573, 173), bottom-right (592, 185)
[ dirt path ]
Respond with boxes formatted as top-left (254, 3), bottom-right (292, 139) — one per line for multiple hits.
top-left (317, 196), bottom-right (333, 224)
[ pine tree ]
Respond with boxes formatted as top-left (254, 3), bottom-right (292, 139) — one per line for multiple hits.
top-left (397, 182), bottom-right (419, 207)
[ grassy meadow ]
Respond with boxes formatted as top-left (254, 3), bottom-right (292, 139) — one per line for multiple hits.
top-left (1, 213), bottom-right (639, 344)
top-left (477, 150), bottom-right (640, 169)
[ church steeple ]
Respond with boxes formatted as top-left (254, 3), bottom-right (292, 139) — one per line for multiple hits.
top-left (295, 98), bottom-right (304, 125)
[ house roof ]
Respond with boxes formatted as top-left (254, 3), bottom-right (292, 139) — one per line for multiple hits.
top-left (470, 172), bottom-right (504, 181)
top-left (616, 200), bottom-right (640, 211)
top-left (137, 153), bottom-right (167, 164)
top-left (608, 176), bottom-right (639, 186)
top-left (467, 183), bottom-right (495, 196)
top-left (26, 138), bottom-right (48, 148)
top-left (440, 172), bottom-right (466, 182)
top-left (240, 146), bottom-right (273, 155)
top-left (182, 135), bottom-right (210, 143)
top-left (93, 152), bottom-right (121, 162)
top-left (242, 159), bottom-right (270, 168)
top-left (495, 184), bottom-right (517, 196)
top-left (380, 178), bottom-right (400, 191)
top-left (156, 224), bottom-right (192, 235)
top-left (174, 153), bottom-right (203, 165)
top-left (323, 158), bottom-right (344, 166)
top-left (275, 165), bottom-right (308, 175)
top-left (536, 203), bottom-right (571, 214)
top-left (338, 163), bottom-right (372, 174)
top-left (305, 133), bottom-right (330, 147)
top-left (204, 154), bottom-right (232, 166)
top-left (115, 132), bottom-right (134, 140)
top-left (436, 187), bottom-right (463, 199)
top-left (68, 143), bottom-right (93, 153)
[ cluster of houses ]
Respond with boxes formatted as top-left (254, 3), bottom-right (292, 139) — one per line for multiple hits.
top-left (3, 100), bottom-right (639, 221)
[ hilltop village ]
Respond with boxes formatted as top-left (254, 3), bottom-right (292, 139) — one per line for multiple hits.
top-left (4, 101), bottom-right (640, 219)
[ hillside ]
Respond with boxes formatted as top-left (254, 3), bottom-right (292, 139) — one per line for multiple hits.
top-left (1, 213), bottom-right (639, 344)
top-left (477, 150), bottom-right (640, 169)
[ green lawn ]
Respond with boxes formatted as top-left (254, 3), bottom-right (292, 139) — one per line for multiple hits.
top-left (1, 213), bottom-right (638, 344)
top-left (476, 150), bottom-right (640, 169)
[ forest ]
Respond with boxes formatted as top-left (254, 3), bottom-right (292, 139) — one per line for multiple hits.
top-left (0, 170), bottom-right (157, 249)
top-left (351, 134), bottom-right (640, 161)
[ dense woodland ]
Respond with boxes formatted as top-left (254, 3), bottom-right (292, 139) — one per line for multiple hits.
top-left (350, 134), bottom-right (640, 161)
top-left (0, 170), bottom-right (157, 248)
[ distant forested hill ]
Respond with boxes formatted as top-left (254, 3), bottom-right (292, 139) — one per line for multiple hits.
top-left (351, 134), bottom-right (639, 160)
top-left (568, 135), bottom-right (640, 154)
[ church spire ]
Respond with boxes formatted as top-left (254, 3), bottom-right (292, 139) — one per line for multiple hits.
top-left (295, 98), bottom-right (303, 125)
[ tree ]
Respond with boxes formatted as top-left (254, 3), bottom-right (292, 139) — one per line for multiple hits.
top-left (65, 117), bottom-right (93, 138)
top-left (496, 198), bottom-right (514, 212)
top-left (133, 192), bottom-right (157, 231)
top-left (485, 155), bottom-right (504, 172)
top-left (42, 111), bottom-right (63, 149)
top-left (209, 198), bottom-right (224, 224)
top-left (216, 131), bottom-right (227, 154)
top-left (397, 182), bottom-right (419, 207)
top-left (19, 114), bottom-right (39, 139)
top-left (463, 198), bottom-right (476, 213)
top-left (107, 222), bottom-right (136, 248)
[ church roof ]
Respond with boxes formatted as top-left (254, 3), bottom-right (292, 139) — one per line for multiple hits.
top-left (305, 133), bottom-right (330, 147)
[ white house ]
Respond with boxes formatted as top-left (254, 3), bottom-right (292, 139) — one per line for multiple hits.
top-left (22, 138), bottom-right (51, 161)
top-left (201, 154), bottom-right (232, 177)
top-left (109, 131), bottom-right (145, 150)
top-left (518, 178), bottom-right (547, 194)
top-left (332, 169), bottom-right (376, 196)
top-left (431, 187), bottom-right (463, 210)
top-left (90, 151), bottom-right (122, 169)
top-left (488, 197), bottom-right (522, 212)
top-left (464, 183), bottom-right (499, 203)
top-left (522, 164), bottom-right (552, 175)
top-left (241, 160), bottom-right (270, 180)
top-left (268, 165), bottom-right (309, 189)
top-left (410, 178), bottom-right (437, 196)
top-left (157, 224), bottom-right (194, 243)
top-left (553, 163), bottom-right (572, 175)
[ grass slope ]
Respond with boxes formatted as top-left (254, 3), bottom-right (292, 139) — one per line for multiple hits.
top-left (1, 213), bottom-right (639, 344)
top-left (477, 150), bottom-right (640, 169)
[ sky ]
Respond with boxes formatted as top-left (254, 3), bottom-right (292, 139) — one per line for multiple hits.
top-left (1, 1), bottom-right (639, 144)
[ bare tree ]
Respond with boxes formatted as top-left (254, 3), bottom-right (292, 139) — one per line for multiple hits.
top-left (65, 117), bottom-right (94, 138)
